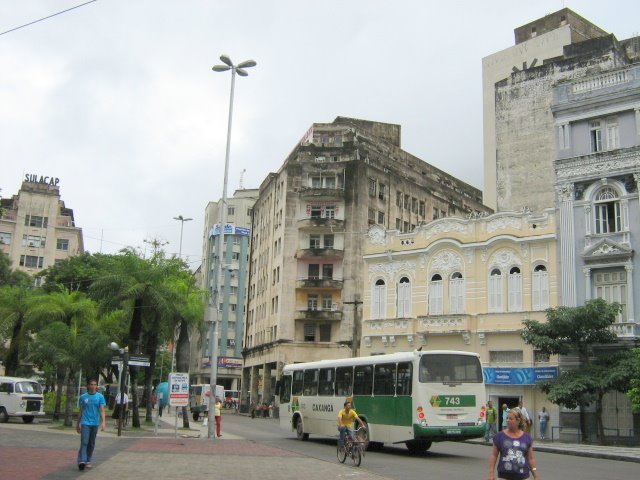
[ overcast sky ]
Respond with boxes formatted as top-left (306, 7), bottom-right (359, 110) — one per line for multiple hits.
top-left (1, 1), bottom-right (638, 269)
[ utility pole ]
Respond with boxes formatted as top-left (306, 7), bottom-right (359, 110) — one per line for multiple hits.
top-left (344, 297), bottom-right (363, 358)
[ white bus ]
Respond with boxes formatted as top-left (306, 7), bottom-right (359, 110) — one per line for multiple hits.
top-left (278, 350), bottom-right (486, 453)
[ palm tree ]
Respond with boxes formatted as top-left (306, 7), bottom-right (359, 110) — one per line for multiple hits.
top-left (0, 285), bottom-right (37, 376)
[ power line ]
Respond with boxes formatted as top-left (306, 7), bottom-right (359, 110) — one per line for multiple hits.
top-left (0, 0), bottom-right (98, 37)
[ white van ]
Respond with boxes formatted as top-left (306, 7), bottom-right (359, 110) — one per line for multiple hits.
top-left (189, 384), bottom-right (224, 421)
top-left (0, 376), bottom-right (46, 423)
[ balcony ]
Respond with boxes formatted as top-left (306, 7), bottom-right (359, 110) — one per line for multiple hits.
top-left (299, 187), bottom-right (345, 199)
top-left (296, 277), bottom-right (343, 289)
top-left (610, 321), bottom-right (640, 339)
top-left (295, 309), bottom-right (343, 321)
top-left (297, 247), bottom-right (344, 259)
top-left (297, 217), bottom-right (345, 230)
top-left (416, 314), bottom-right (472, 333)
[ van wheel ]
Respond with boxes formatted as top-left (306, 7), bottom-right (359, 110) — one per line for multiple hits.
top-left (22, 416), bottom-right (34, 424)
top-left (296, 419), bottom-right (309, 440)
top-left (0, 408), bottom-right (9, 423)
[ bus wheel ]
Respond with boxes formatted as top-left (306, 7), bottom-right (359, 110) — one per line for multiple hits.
top-left (192, 412), bottom-right (200, 421)
top-left (0, 408), bottom-right (8, 423)
top-left (406, 439), bottom-right (432, 454)
top-left (296, 419), bottom-right (309, 440)
top-left (22, 416), bottom-right (34, 424)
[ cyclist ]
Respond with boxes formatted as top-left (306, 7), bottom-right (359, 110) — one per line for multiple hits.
top-left (337, 401), bottom-right (366, 446)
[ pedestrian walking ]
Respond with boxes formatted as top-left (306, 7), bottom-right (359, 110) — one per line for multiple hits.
top-left (538, 406), bottom-right (550, 440)
top-left (501, 403), bottom-right (509, 430)
top-left (215, 396), bottom-right (223, 437)
top-left (76, 378), bottom-right (106, 471)
top-left (112, 391), bottom-right (129, 427)
top-left (485, 400), bottom-right (498, 442)
top-left (488, 407), bottom-right (540, 480)
top-left (519, 400), bottom-right (532, 433)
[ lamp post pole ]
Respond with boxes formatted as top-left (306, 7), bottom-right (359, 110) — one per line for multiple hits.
top-left (344, 297), bottom-right (363, 358)
top-left (207, 54), bottom-right (256, 440)
top-left (173, 215), bottom-right (193, 259)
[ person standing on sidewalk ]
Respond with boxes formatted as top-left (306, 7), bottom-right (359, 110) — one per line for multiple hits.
top-left (538, 407), bottom-right (550, 440)
top-left (76, 378), bottom-right (106, 471)
top-left (214, 396), bottom-right (223, 437)
top-left (501, 404), bottom-right (509, 430)
top-left (485, 400), bottom-right (498, 442)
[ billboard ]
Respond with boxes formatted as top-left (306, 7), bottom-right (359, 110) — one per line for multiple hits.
top-left (483, 367), bottom-right (558, 385)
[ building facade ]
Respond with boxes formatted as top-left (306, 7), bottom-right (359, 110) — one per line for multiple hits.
top-left (242, 117), bottom-right (491, 408)
top-left (192, 189), bottom-right (258, 390)
top-left (553, 63), bottom-right (640, 441)
top-left (0, 178), bottom-right (84, 282)
top-left (362, 210), bottom-right (560, 432)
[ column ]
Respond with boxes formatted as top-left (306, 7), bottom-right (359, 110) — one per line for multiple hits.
top-left (583, 268), bottom-right (592, 301)
top-left (626, 265), bottom-right (635, 323)
top-left (556, 183), bottom-right (577, 306)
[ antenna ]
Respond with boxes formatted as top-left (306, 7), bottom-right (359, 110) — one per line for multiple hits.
top-left (239, 169), bottom-right (246, 189)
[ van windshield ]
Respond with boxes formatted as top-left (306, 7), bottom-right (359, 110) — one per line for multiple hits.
top-left (15, 381), bottom-right (43, 394)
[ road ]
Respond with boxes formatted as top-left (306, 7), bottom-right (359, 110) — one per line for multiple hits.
top-left (237, 415), bottom-right (638, 480)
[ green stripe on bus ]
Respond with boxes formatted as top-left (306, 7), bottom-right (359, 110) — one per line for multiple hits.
top-left (352, 395), bottom-right (412, 426)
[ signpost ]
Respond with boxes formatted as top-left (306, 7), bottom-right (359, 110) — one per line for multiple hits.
top-left (169, 372), bottom-right (189, 437)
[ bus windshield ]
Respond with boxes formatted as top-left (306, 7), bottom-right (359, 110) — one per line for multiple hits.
top-left (419, 354), bottom-right (482, 383)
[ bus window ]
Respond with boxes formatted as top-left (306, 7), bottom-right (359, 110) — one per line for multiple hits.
top-left (292, 370), bottom-right (304, 396)
top-left (318, 368), bottom-right (335, 396)
top-left (353, 365), bottom-right (373, 396)
top-left (420, 354), bottom-right (483, 383)
top-left (335, 367), bottom-right (353, 396)
top-left (396, 362), bottom-right (412, 395)
top-left (373, 364), bottom-right (395, 395)
top-left (280, 375), bottom-right (292, 404)
top-left (303, 369), bottom-right (319, 396)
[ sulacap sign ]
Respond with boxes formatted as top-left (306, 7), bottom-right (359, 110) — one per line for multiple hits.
top-left (25, 174), bottom-right (60, 186)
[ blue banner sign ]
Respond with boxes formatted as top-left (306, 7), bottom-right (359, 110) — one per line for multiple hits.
top-left (483, 367), bottom-right (558, 385)
top-left (209, 224), bottom-right (251, 236)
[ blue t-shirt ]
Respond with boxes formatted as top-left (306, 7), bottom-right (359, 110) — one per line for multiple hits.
top-left (79, 392), bottom-right (106, 426)
top-left (493, 430), bottom-right (532, 479)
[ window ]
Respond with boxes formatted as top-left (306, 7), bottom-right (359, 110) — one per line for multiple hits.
top-left (377, 211), bottom-right (385, 224)
top-left (310, 235), bottom-right (321, 249)
top-left (373, 364), bottom-right (396, 395)
top-left (325, 177), bottom-right (336, 189)
top-left (508, 267), bottom-right (522, 311)
top-left (396, 191), bottom-right (403, 207)
top-left (280, 375), bottom-right (292, 403)
top-left (368, 208), bottom-right (376, 223)
top-left (0, 232), bottom-right (12, 245)
top-left (606, 118), bottom-right (619, 150)
top-left (324, 234), bottom-right (334, 248)
top-left (534, 350), bottom-right (550, 363)
top-left (419, 201), bottom-right (425, 216)
top-left (335, 367), bottom-right (353, 396)
top-left (322, 264), bottom-right (333, 279)
top-left (307, 294), bottom-right (318, 311)
top-left (395, 218), bottom-right (401, 230)
top-left (590, 120), bottom-right (603, 152)
top-left (19, 255), bottom-right (44, 268)
top-left (488, 269), bottom-right (503, 312)
top-left (372, 279), bottom-right (387, 320)
top-left (594, 187), bottom-right (621, 234)
top-left (319, 323), bottom-right (331, 341)
top-left (396, 362), bottom-right (412, 395)
top-left (368, 178), bottom-right (377, 197)
top-left (404, 194), bottom-right (410, 210)
top-left (411, 197), bottom-right (418, 213)
top-left (303, 369), bottom-right (318, 396)
top-left (429, 274), bottom-right (443, 315)
top-left (227, 206), bottom-right (235, 216)
top-left (232, 252), bottom-right (240, 261)
top-left (226, 339), bottom-right (235, 347)
top-left (489, 350), bottom-right (523, 363)
top-left (24, 215), bottom-right (48, 228)
top-left (378, 183), bottom-right (386, 201)
top-left (304, 324), bottom-right (315, 342)
top-left (532, 265), bottom-right (549, 310)
top-left (420, 354), bottom-right (483, 383)
top-left (449, 272), bottom-right (465, 314)
top-left (319, 368), bottom-right (335, 395)
top-left (310, 206), bottom-right (322, 218)
top-left (308, 264), bottom-right (320, 279)
top-left (23, 235), bottom-right (45, 247)
top-left (558, 123), bottom-right (571, 150)
top-left (311, 176), bottom-right (322, 187)
top-left (594, 269), bottom-right (627, 323)
top-left (397, 276), bottom-right (411, 318)
top-left (324, 206), bottom-right (336, 219)
top-left (292, 371), bottom-right (304, 396)
top-left (322, 294), bottom-right (332, 310)
top-left (353, 365), bottom-right (373, 395)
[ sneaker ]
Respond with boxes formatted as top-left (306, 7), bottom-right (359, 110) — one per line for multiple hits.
top-left (78, 463), bottom-right (85, 471)
top-left (85, 463), bottom-right (93, 469)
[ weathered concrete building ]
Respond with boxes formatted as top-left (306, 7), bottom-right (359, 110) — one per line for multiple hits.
top-left (242, 116), bottom-right (491, 407)
top-left (0, 178), bottom-right (84, 283)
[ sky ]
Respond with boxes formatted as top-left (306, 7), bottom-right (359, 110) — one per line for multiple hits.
top-left (1, 1), bottom-right (638, 269)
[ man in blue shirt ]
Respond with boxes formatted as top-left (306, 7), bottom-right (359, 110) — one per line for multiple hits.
top-left (76, 378), bottom-right (106, 470)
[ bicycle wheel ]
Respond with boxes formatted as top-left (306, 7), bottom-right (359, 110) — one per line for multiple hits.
top-left (337, 445), bottom-right (347, 463)
top-left (351, 445), bottom-right (362, 467)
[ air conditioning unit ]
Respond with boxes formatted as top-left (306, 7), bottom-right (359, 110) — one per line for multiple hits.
top-left (28, 241), bottom-right (36, 247)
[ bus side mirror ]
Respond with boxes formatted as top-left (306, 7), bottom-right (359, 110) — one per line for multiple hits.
top-left (275, 380), bottom-right (282, 396)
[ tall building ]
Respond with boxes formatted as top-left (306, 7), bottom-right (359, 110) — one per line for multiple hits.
top-left (553, 62), bottom-right (640, 441)
top-left (482, 8), bottom-right (611, 211)
top-left (192, 189), bottom-right (258, 390)
top-left (0, 177), bottom-right (84, 282)
top-left (242, 116), bottom-right (491, 406)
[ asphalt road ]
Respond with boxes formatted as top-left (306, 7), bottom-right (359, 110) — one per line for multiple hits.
top-left (236, 415), bottom-right (639, 480)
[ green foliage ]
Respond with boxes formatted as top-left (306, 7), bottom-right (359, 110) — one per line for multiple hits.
top-left (38, 253), bottom-right (116, 294)
top-left (627, 349), bottom-right (640, 413)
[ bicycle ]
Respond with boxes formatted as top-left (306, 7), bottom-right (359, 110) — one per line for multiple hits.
top-left (337, 427), bottom-right (368, 467)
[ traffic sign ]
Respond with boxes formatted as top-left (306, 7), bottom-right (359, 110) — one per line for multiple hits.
top-left (169, 372), bottom-right (189, 407)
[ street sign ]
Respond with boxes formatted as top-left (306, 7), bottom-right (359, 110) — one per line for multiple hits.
top-left (168, 372), bottom-right (189, 407)
top-left (129, 354), bottom-right (150, 367)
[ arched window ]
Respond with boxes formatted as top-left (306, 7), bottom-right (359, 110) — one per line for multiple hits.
top-left (532, 265), bottom-right (549, 310)
top-left (488, 268), bottom-right (503, 312)
top-left (508, 266), bottom-right (522, 312)
top-left (372, 279), bottom-right (387, 320)
top-left (429, 274), bottom-right (443, 315)
top-left (449, 272), bottom-right (465, 314)
top-left (397, 276), bottom-right (411, 318)
top-left (594, 186), bottom-right (621, 234)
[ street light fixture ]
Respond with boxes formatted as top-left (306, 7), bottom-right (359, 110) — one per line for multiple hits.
top-left (173, 215), bottom-right (193, 259)
top-left (109, 342), bottom-right (129, 437)
top-left (207, 54), bottom-right (256, 440)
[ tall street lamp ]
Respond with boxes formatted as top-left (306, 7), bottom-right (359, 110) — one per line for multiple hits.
top-left (109, 342), bottom-right (129, 437)
top-left (207, 54), bottom-right (256, 440)
top-left (173, 215), bottom-right (193, 259)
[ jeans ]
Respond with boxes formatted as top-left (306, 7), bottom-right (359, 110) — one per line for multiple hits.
top-left (485, 421), bottom-right (498, 441)
top-left (338, 426), bottom-right (353, 446)
top-left (539, 420), bottom-right (548, 439)
top-left (78, 424), bottom-right (99, 464)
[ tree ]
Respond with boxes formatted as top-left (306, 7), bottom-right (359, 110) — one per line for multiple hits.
top-left (0, 286), bottom-right (37, 376)
top-left (627, 348), bottom-right (640, 413)
top-left (522, 298), bottom-right (631, 444)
